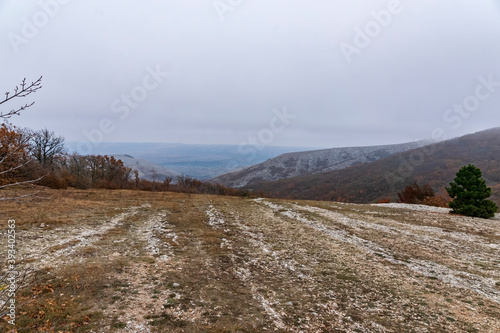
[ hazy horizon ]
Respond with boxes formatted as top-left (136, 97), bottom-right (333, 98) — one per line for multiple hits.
top-left (66, 124), bottom-right (497, 152)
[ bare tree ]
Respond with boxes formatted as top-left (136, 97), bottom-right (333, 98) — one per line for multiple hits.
top-left (29, 128), bottom-right (66, 169)
top-left (133, 169), bottom-right (140, 188)
top-left (150, 168), bottom-right (159, 191)
top-left (123, 167), bottom-right (134, 188)
top-left (68, 153), bottom-right (91, 188)
top-left (163, 176), bottom-right (173, 188)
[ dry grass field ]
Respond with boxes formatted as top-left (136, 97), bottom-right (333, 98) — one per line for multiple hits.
top-left (1, 189), bottom-right (500, 332)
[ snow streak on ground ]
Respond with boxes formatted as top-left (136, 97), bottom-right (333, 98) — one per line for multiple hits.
top-left (140, 212), bottom-right (177, 261)
top-left (18, 204), bottom-right (151, 269)
top-left (205, 204), bottom-right (287, 330)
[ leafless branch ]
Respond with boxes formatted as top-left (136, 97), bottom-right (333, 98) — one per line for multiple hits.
top-left (0, 77), bottom-right (42, 119)
top-left (0, 174), bottom-right (47, 191)
top-left (0, 188), bottom-right (47, 202)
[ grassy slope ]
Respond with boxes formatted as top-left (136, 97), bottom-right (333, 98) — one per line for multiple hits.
top-left (1, 189), bottom-right (500, 332)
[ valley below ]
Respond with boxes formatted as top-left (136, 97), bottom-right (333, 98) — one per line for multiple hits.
top-left (1, 189), bottom-right (500, 332)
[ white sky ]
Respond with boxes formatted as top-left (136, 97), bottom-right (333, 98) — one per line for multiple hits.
top-left (1, 0), bottom-right (500, 148)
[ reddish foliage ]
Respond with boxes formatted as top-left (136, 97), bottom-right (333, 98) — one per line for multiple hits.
top-left (420, 195), bottom-right (450, 208)
top-left (0, 124), bottom-right (33, 185)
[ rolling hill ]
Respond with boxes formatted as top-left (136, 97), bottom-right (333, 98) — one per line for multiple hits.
top-left (210, 141), bottom-right (429, 188)
top-left (250, 128), bottom-right (500, 205)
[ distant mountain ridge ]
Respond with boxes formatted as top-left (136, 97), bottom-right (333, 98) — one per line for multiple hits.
top-left (250, 128), bottom-right (500, 204)
top-left (210, 140), bottom-right (430, 188)
top-left (67, 142), bottom-right (316, 180)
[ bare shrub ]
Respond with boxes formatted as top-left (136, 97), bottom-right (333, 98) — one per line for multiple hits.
top-left (397, 182), bottom-right (434, 204)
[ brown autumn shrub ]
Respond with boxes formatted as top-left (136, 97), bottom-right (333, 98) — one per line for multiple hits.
top-left (397, 182), bottom-right (434, 204)
top-left (38, 172), bottom-right (68, 189)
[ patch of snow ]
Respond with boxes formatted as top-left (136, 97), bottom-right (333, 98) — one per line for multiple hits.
top-left (206, 205), bottom-right (226, 228)
top-left (375, 203), bottom-right (500, 221)
top-left (373, 203), bottom-right (451, 213)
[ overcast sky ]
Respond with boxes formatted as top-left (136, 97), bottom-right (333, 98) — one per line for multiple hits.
top-left (1, 0), bottom-right (500, 149)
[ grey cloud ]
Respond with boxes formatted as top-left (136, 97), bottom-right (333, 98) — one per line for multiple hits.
top-left (1, 0), bottom-right (499, 148)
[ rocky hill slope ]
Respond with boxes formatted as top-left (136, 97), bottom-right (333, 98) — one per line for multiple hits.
top-left (211, 141), bottom-right (428, 188)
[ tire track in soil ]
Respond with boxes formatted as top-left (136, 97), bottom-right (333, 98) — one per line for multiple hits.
top-left (211, 200), bottom-right (386, 333)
